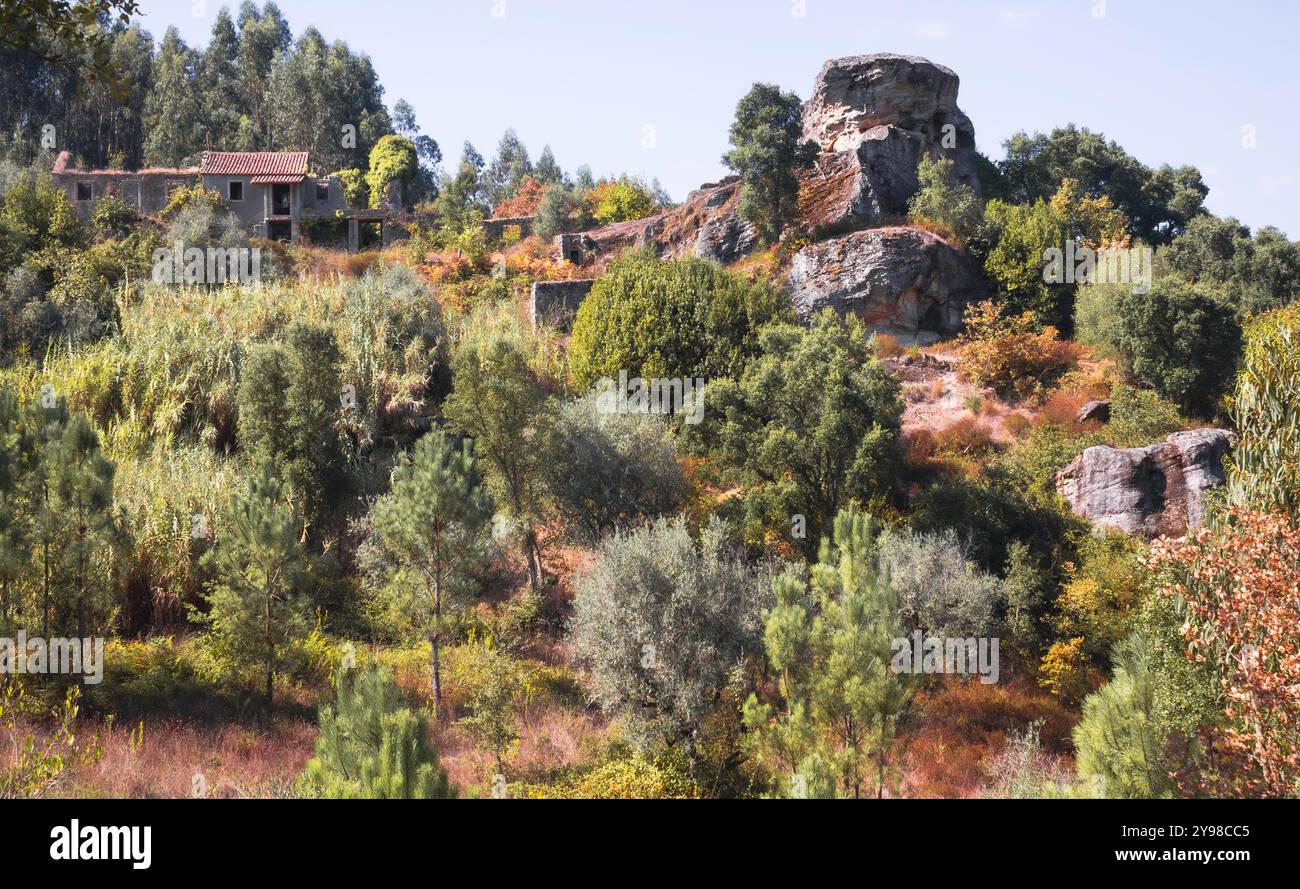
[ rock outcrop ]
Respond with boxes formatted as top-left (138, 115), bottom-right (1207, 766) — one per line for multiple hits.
top-left (802, 53), bottom-right (972, 152)
top-left (787, 226), bottom-right (984, 342)
top-left (799, 53), bottom-right (981, 232)
top-left (580, 176), bottom-right (756, 266)
top-left (581, 53), bottom-right (979, 264)
top-left (1076, 400), bottom-right (1112, 424)
top-left (1055, 429), bottom-right (1235, 538)
top-left (569, 53), bottom-right (987, 341)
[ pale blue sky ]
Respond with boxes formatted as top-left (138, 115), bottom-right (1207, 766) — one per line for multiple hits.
top-left (140, 0), bottom-right (1300, 236)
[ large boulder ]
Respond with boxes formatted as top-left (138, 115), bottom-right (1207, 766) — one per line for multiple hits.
top-left (799, 53), bottom-right (980, 232)
top-left (787, 226), bottom-right (985, 342)
top-left (802, 53), bottom-right (971, 152)
top-left (1055, 429), bottom-right (1235, 538)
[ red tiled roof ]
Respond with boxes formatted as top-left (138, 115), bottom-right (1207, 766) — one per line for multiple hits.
top-left (200, 151), bottom-right (308, 179)
top-left (249, 173), bottom-right (309, 184)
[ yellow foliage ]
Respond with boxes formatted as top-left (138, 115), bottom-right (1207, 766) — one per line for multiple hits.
top-left (957, 300), bottom-right (1081, 400)
top-left (1049, 178), bottom-right (1129, 250)
top-left (1038, 637), bottom-right (1092, 703)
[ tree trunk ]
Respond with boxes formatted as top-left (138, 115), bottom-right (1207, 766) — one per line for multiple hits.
top-left (877, 719), bottom-right (887, 800)
top-left (430, 573), bottom-right (443, 715)
top-left (522, 528), bottom-right (541, 591)
top-left (265, 589), bottom-right (274, 708)
top-left (77, 549), bottom-right (86, 640)
top-left (42, 538), bottom-right (49, 637)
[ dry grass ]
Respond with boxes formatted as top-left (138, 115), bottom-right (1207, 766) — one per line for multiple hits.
top-left (872, 332), bottom-right (906, 359)
top-left (901, 676), bottom-right (1075, 798)
top-left (435, 703), bottom-right (605, 793)
top-left (54, 715), bottom-right (316, 799)
top-left (289, 245), bottom-right (389, 282)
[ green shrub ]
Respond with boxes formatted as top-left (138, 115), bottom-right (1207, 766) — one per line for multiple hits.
top-left (568, 250), bottom-right (791, 388)
top-left (1073, 280), bottom-right (1126, 357)
top-left (981, 199), bottom-right (1070, 326)
top-left (1227, 303), bottom-right (1300, 515)
top-left (1106, 384), bottom-right (1187, 446)
top-left (510, 747), bottom-right (698, 799)
top-left (82, 637), bottom-right (229, 718)
top-left (569, 517), bottom-right (773, 751)
top-left (0, 172), bottom-right (84, 272)
top-left (549, 392), bottom-right (688, 542)
top-left (1112, 279), bottom-right (1241, 416)
top-left (907, 155), bottom-right (983, 245)
top-left (91, 195), bottom-right (140, 240)
top-left (691, 311), bottom-right (903, 550)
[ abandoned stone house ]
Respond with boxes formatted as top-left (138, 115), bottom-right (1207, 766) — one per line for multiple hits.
top-left (52, 150), bottom-right (399, 251)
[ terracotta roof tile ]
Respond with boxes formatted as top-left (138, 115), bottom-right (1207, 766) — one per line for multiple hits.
top-left (200, 151), bottom-right (309, 178)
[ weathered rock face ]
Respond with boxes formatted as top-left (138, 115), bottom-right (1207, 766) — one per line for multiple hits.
top-left (802, 53), bottom-right (970, 151)
top-left (1055, 429), bottom-right (1235, 538)
top-left (801, 126), bottom-right (924, 233)
top-left (787, 226), bottom-right (985, 342)
top-left (581, 176), bottom-right (756, 266)
top-left (800, 53), bottom-right (980, 232)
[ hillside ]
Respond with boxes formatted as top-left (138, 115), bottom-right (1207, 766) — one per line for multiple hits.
top-left (1, 4), bottom-right (1298, 820)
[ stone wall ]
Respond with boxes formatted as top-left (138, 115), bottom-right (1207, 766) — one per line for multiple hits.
top-left (530, 279), bottom-right (596, 331)
top-left (483, 216), bottom-right (533, 241)
top-left (51, 151), bottom-right (195, 218)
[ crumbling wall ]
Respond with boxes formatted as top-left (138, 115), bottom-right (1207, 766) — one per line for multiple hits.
top-left (530, 279), bottom-right (596, 331)
top-left (482, 216), bottom-right (534, 241)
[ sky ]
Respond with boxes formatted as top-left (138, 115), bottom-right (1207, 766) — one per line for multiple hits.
top-left (138, 0), bottom-right (1300, 236)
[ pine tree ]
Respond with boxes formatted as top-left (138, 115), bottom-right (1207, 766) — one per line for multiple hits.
top-left (444, 336), bottom-right (555, 591)
top-left (371, 431), bottom-right (492, 712)
top-left (236, 323), bottom-right (348, 543)
top-left (198, 469), bottom-right (311, 707)
top-left (0, 392), bottom-right (34, 628)
top-left (300, 664), bottom-right (455, 799)
top-left (744, 508), bottom-right (915, 798)
top-left (1072, 633), bottom-right (1178, 798)
top-left (533, 145), bottom-right (564, 185)
top-left (47, 415), bottom-right (116, 639)
top-left (22, 398), bottom-right (115, 638)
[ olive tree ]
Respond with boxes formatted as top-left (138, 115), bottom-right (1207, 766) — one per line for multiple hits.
top-left (569, 517), bottom-right (774, 752)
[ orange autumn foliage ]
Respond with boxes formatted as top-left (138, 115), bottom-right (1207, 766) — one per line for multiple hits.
top-left (492, 177), bottom-right (547, 218)
top-left (1150, 509), bottom-right (1300, 797)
